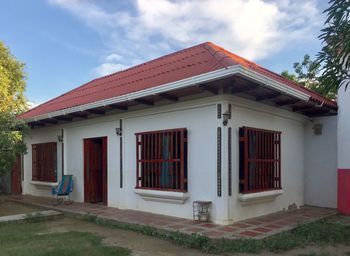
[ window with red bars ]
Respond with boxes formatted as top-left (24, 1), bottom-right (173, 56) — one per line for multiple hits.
top-left (135, 128), bottom-right (188, 192)
top-left (239, 127), bottom-right (281, 193)
top-left (32, 142), bottom-right (57, 182)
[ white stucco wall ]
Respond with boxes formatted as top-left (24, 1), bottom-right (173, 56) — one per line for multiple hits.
top-left (22, 94), bottom-right (311, 224)
top-left (225, 96), bottom-right (307, 222)
top-left (304, 116), bottom-right (337, 208)
top-left (22, 96), bottom-right (222, 221)
top-left (23, 127), bottom-right (63, 197)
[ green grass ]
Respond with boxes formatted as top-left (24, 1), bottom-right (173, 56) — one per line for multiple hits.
top-left (0, 220), bottom-right (131, 256)
top-left (212, 220), bottom-right (350, 254)
top-left (79, 214), bottom-right (350, 254)
top-left (1, 211), bottom-right (350, 255)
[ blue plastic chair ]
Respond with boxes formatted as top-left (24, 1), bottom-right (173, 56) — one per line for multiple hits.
top-left (51, 175), bottom-right (73, 204)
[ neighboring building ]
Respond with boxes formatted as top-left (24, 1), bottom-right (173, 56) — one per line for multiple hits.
top-left (17, 42), bottom-right (338, 224)
top-left (337, 78), bottom-right (350, 215)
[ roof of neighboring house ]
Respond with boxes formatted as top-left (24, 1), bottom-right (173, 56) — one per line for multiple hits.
top-left (19, 42), bottom-right (337, 120)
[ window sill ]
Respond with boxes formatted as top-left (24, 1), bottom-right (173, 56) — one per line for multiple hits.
top-left (134, 189), bottom-right (189, 204)
top-left (30, 181), bottom-right (58, 188)
top-left (238, 189), bottom-right (283, 205)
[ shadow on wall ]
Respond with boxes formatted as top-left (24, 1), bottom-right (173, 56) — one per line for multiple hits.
top-left (0, 172), bottom-right (11, 194)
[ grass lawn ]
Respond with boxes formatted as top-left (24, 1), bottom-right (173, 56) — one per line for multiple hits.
top-left (83, 213), bottom-right (350, 254)
top-left (0, 220), bottom-right (131, 256)
top-left (1, 212), bottom-right (350, 255)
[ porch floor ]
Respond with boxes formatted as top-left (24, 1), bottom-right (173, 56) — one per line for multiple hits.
top-left (5, 195), bottom-right (336, 239)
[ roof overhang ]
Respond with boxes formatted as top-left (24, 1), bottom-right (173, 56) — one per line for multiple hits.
top-left (24, 65), bottom-right (337, 127)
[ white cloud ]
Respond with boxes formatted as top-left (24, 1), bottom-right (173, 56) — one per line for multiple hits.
top-left (95, 62), bottom-right (129, 76)
top-left (105, 53), bottom-right (123, 62)
top-left (48, 0), bottom-right (323, 70)
top-left (27, 101), bottom-right (41, 109)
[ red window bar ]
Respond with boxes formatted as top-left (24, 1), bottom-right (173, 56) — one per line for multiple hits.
top-left (32, 142), bottom-right (57, 182)
top-left (135, 128), bottom-right (188, 192)
top-left (239, 127), bottom-right (281, 193)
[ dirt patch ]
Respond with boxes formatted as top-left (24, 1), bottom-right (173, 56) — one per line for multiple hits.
top-left (0, 200), bottom-right (40, 216)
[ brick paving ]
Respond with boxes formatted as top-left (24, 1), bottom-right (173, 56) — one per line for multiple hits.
top-left (5, 195), bottom-right (336, 239)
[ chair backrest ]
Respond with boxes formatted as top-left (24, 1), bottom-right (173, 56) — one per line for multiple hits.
top-left (57, 175), bottom-right (73, 195)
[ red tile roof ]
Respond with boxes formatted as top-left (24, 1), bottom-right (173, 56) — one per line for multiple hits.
top-left (20, 42), bottom-right (337, 119)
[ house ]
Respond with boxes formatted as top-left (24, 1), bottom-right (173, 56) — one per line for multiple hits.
top-left (17, 42), bottom-right (339, 224)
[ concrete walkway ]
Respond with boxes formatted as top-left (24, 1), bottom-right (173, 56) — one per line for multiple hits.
top-left (0, 210), bottom-right (62, 223)
top-left (5, 195), bottom-right (336, 239)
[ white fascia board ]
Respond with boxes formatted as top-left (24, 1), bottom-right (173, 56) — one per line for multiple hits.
top-left (24, 65), bottom-right (311, 123)
top-left (238, 66), bottom-right (310, 101)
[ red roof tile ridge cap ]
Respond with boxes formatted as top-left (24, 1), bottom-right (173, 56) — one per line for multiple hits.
top-left (205, 42), bottom-right (254, 68)
top-left (201, 42), bottom-right (240, 68)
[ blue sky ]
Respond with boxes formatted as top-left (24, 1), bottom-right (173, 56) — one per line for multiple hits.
top-left (0, 0), bottom-right (329, 106)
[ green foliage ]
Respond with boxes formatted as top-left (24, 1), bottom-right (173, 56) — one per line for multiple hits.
top-left (0, 41), bottom-right (28, 175)
top-left (281, 70), bottom-right (298, 82)
top-left (0, 113), bottom-right (28, 175)
top-left (317, 0), bottom-right (350, 91)
top-left (0, 41), bottom-right (27, 114)
top-left (281, 54), bottom-right (337, 99)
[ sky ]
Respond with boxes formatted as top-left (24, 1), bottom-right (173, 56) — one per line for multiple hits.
top-left (0, 0), bottom-right (329, 107)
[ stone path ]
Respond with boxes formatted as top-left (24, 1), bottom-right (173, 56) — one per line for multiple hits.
top-left (6, 195), bottom-right (336, 239)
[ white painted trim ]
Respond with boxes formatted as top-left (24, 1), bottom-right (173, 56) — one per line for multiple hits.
top-left (134, 189), bottom-right (189, 204)
top-left (239, 67), bottom-right (309, 100)
top-left (29, 96), bottom-right (221, 131)
top-left (30, 181), bottom-right (58, 187)
top-left (24, 65), bottom-right (311, 123)
top-left (238, 190), bottom-right (283, 205)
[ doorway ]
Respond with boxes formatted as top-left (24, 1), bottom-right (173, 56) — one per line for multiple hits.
top-left (11, 155), bottom-right (22, 195)
top-left (83, 137), bottom-right (107, 205)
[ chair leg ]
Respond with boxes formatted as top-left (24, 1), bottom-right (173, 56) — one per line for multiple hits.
top-left (52, 195), bottom-right (59, 206)
top-left (64, 194), bottom-right (73, 205)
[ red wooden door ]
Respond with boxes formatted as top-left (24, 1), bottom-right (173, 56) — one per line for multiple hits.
top-left (84, 137), bottom-right (107, 204)
top-left (102, 137), bottom-right (108, 204)
top-left (84, 139), bottom-right (91, 203)
top-left (12, 156), bottom-right (22, 195)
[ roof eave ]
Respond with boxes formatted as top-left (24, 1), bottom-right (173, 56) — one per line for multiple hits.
top-left (22, 65), bottom-right (334, 123)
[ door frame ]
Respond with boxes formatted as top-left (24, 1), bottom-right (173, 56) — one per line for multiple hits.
top-left (83, 137), bottom-right (108, 205)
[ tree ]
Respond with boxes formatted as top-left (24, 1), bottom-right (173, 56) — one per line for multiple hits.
top-left (281, 54), bottom-right (337, 99)
top-left (0, 41), bottom-right (28, 175)
top-left (317, 0), bottom-right (350, 90)
top-left (0, 113), bottom-right (28, 175)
